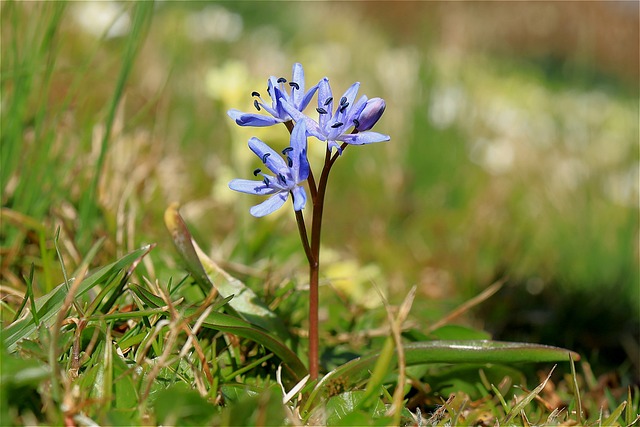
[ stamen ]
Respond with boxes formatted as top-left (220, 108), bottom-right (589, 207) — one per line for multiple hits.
top-left (316, 107), bottom-right (328, 114)
top-left (254, 100), bottom-right (261, 111)
top-left (263, 176), bottom-right (270, 186)
top-left (353, 118), bottom-right (360, 129)
top-left (262, 153), bottom-right (271, 163)
top-left (340, 96), bottom-right (347, 105)
top-left (339, 102), bottom-right (349, 113)
top-left (277, 77), bottom-right (287, 84)
top-left (278, 173), bottom-right (287, 184)
top-left (286, 156), bottom-right (293, 167)
top-left (253, 168), bottom-right (261, 176)
top-left (251, 91), bottom-right (260, 97)
top-left (281, 147), bottom-right (294, 154)
top-left (324, 97), bottom-right (333, 106)
top-left (288, 81), bottom-right (299, 90)
top-left (331, 122), bottom-right (343, 128)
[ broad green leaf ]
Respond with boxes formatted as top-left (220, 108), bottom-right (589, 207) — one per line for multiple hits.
top-left (3, 245), bottom-right (153, 351)
top-left (153, 382), bottom-right (215, 426)
top-left (321, 390), bottom-right (387, 426)
top-left (216, 384), bottom-right (285, 427)
top-left (200, 311), bottom-right (307, 384)
top-left (305, 340), bottom-right (579, 411)
top-left (164, 203), bottom-right (290, 341)
top-left (0, 348), bottom-right (50, 387)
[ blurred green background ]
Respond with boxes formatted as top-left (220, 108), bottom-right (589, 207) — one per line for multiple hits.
top-left (2, 1), bottom-right (638, 377)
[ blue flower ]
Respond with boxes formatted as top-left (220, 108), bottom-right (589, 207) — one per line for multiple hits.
top-left (227, 63), bottom-right (319, 127)
top-left (281, 78), bottom-right (390, 152)
top-left (229, 121), bottom-right (310, 217)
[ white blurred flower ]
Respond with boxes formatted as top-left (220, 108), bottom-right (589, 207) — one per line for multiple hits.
top-left (184, 5), bottom-right (243, 42)
top-left (429, 84), bottom-right (466, 129)
top-left (72, 2), bottom-right (130, 39)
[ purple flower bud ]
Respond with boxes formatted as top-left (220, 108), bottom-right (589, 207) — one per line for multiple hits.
top-left (354, 97), bottom-right (385, 131)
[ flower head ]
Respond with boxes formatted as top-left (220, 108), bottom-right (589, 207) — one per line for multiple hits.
top-left (229, 121), bottom-right (310, 217)
top-left (227, 63), bottom-right (319, 127)
top-left (281, 78), bottom-right (390, 152)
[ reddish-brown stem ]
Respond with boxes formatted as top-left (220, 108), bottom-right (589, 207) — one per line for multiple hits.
top-left (287, 117), bottom-right (351, 380)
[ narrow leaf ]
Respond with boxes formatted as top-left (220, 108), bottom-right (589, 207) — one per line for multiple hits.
top-left (3, 245), bottom-right (153, 351)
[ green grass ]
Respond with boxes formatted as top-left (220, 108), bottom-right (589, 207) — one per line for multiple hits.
top-left (2, 1), bottom-right (638, 425)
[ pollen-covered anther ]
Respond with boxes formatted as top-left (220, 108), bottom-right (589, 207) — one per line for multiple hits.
top-left (281, 147), bottom-right (294, 155)
top-left (254, 100), bottom-right (261, 111)
top-left (324, 97), bottom-right (333, 106)
top-left (277, 77), bottom-right (287, 84)
top-left (316, 107), bottom-right (328, 114)
top-left (253, 168), bottom-right (261, 176)
top-left (353, 118), bottom-right (360, 129)
top-left (251, 91), bottom-right (260, 97)
top-left (263, 176), bottom-right (270, 186)
top-left (340, 96), bottom-right (347, 106)
top-left (331, 122), bottom-right (343, 128)
top-left (289, 81), bottom-right (299, 90)
top-left (278, 173), bottom-right (287, 184)
top-left (262, 153), bottom-right (271, 163)
top-left (339, 102), bottom-right (349, 113)
top-left (286, 157), bottom-right (293, 167)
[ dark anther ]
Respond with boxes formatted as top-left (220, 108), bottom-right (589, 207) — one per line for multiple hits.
top-left (316, 107), bottom-right (328, 114)
top-left (324, 97), bottom-right (333, 106)
top-left (254, 100), bottom-right (261, 111)
top-left (289, 81), bottom-right (300, 90)
top-left (277, 77), bottom-right (287, 84)
top-left (340, 96), bottom-right (347, 105)
top-left (251, 91), bottom-right (260, 97)
top-left (353, 118), bottom-right (360, 129)
top-left (278, 173), bottom-right (287, 184)
top-left (267, 86), bottom-right (271, 96)
top-left (331, 122), bottom-right (343, 128)
top-left (281, 147), bottom-right (294, 154)
top-left (287, 156), bottom-right (293, 167)
top-left (339, 102), bottom-right (349, 113)
top-left (263, 176), bottom-right (270, 186)
top-left (262, 153), bottom-right (271, 163)
top-left (253, 168), bottom-right (261, 176)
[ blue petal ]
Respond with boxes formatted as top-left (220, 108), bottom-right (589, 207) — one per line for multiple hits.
top-left (249, 193), bottom-right (288, 217)
top-left (228, 110), bottom-right (281, 127)
top-left (272, 85), bottom-right (290, 120)
top-left (317, 78), bottom-right (333, 128)
top-left (290, 63), bottom-right (305, 108)
top-left (248, 137), bottom-right (288, 174)
top-left (289, 121), bottom-right (310, 182)
top-left (300, 83), bottom-right (319, 112)
top-left (333, 82), bottom-right (360, 125)
top-left (339, 131), bottom-right (390, 145)
top-left (229, 178), bottom-right (277, 195)
top-left (291, 186), bottom-right (307, 211)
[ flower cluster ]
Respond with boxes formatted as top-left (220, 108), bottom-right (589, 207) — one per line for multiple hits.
top-left (228, 63), bottom-right (389, 217)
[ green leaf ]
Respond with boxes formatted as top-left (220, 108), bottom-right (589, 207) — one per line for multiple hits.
top-left (0, 346), bottom-right (50, 387)
top-left (164, 203), bottom-right (290, 341)
top-left (217, 384), bottom-right (286, 427)
top-left (153, 382), bottom-right (215, 426)
top-left (3, 245), bottom-right (153, 352)
top-left (305, 340), bottom-right (579, 411)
